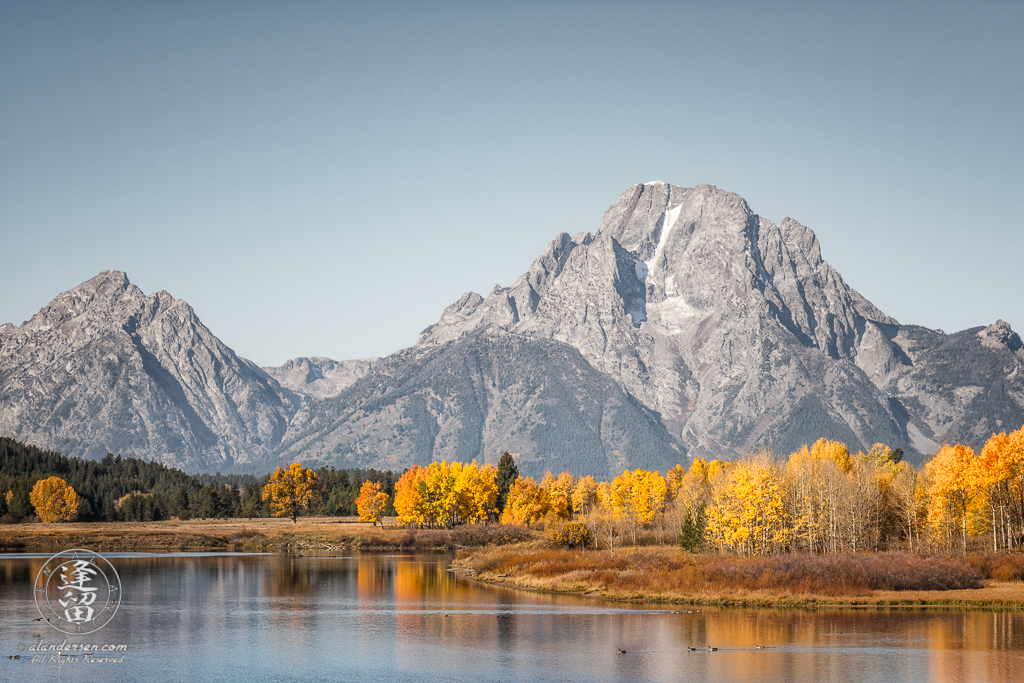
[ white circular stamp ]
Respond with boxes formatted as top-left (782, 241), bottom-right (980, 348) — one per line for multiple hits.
top-left (33, 549), bottom-right (122, 634)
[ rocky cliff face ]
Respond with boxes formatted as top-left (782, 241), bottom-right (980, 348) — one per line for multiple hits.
top-left (0, 271), bottom-right (298, 470)
top-left (419, 182), bottom-right (1024, 461)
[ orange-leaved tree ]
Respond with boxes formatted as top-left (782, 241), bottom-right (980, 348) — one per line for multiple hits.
top-left (30, 476), bottom-right (81, 523)
top-left (394, 465), bottom-right (429, 526)
top-left (261, 463), bottom-right (321, 523)
top-left (356, 480), bottom-right (389, 527)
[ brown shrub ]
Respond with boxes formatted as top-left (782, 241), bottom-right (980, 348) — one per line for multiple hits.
top-left (702, 553), bottom-right (982, 593)
top-left (965, 552), bottom-right (1024, 581)
top-left (462, 547), bottom-right (984, 596)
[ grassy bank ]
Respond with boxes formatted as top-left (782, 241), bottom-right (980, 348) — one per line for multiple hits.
top-left (0, 517), bottom-right (540, 553)
top-left (452, 546), bottom-right (1024, 608)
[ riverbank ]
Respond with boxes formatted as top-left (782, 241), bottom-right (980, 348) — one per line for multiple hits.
top-left (0, 518), bottom-right (539, 552)
top-left (452, 546), bottom-right (1024, 608)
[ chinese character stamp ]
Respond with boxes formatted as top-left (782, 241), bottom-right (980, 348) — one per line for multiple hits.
top-left (33, 549), bottom-right (121, 634)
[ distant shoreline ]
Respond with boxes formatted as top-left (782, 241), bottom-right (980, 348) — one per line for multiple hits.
top-left (7, 520), bottom-right (1023, 610)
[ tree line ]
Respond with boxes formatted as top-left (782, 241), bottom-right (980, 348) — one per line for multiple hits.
top-left (0, 437), bottom-right (396, 522)
top-left (386, 430), bottom-right (1024, 556)
top-left (9, 423), bottom-right (1024, 558)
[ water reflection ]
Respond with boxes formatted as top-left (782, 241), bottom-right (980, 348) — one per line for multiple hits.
top-left (0, 552), bottom-right (1022, 683)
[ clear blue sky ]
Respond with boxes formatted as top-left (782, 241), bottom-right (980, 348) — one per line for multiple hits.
top-left (2, 1), bottom-right (1022, 367)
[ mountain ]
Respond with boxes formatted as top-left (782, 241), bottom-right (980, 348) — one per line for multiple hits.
top-left (0, 271), bottom-right (298, 470)
top-left (417, 182), bottom-right (1024, 462)
top-left (263, 357), bottom-right (378, 399)
top-left (272, 329), bottom-right (684, 478)
top-left (2, 182), bottom-right (1022, 474)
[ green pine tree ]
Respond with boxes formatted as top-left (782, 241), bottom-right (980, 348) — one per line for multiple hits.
top-left (496, 451), bottom-right (519, 513)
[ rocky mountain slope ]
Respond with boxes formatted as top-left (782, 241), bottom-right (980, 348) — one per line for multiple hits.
top-left (272, 329), bottom-right (684, 478)
top-left (0, 271), bottom-right (298, 470)
top-left (418, 182), bottom-right (1024, 461)
top-left (2, 183), bottom-right (1022, 473)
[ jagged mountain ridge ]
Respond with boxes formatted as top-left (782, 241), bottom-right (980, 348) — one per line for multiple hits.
top-left (2, 182), bottom-right (1022, 473)
top-left (418, 182), bottom-right (1024, 461)
top-left (0, 271), bottom-right (299, 470)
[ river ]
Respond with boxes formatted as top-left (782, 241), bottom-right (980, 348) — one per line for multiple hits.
top-left (1, 551), bottom-right (1022, 682)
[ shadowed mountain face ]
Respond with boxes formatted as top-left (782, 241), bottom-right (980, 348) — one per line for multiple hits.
top-left (2, 183), bottom-right (1022, 473)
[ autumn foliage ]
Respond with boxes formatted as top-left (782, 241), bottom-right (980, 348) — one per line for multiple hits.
top-left (356, 480), bottom-right (389, 527)
top-left (261, 463), bottom-right (321, 523)
top-left (393, 460), bottom-right (498, 528)
top-left (30, 476), bottom-right (81, 523)
top-left (387, 423), bottom-right (1024, 557)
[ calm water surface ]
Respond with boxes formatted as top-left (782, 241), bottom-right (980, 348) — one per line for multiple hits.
top-left (1, 551), bottom-right (1022, 682)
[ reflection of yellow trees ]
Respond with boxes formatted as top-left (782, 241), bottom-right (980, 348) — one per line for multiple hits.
top-left (264, 555), bottom-right (314, 599)
top-left (394, 560), bottom-right (425, 604)
top-left (357, 556), bottom-right (389, 600)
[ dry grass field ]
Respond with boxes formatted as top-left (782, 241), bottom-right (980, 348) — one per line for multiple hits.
top-left (453, 546), bottom-right (1024, 608)
top-left (0, 517), bottom-right (539, 552)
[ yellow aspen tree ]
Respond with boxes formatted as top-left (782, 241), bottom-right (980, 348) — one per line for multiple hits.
top-left (629, 469), bottom-right (667, 524)
top-left (541, 471), bottom-right (575, 521)
top-left (455, 461), bottom-right (499, 523)
top-left (571, 475), bottom-right (599, 517)
top-left (706, 459), bottom-right (730, 481)
top-left (394, 466), bottom-right (429, 526)
top-left (504, 476), bottom-right (549, 526)
top-left (890, 461), bottom-right (926, 551)
top-left (926, 444), bottom-right (985, 553)
top-left (786, 441), bottom-right (850, 553)
top-left (30, 477), bottom-right (81, 523)
top-left (356, 480), bottom-right (389, 527)
top-left (609, 470), bottom-right (642, 543)
top-left (978, 428), bottom-right (1024, 550)
top-left (261, 463), bottom-right (321, 523)
top-left (838, 453), bottom-right (882, 552)
top-left (665, 464), bottom-right (686, 503)
top-left (423, 461), bottom-right (461, 528)
top-left (811, 438), bottom-right (853, 473)
top-left (786, 446), bottom-right (821, 552)
top-left (707, 459), bottom-right (789, 556)
top-left (474, 463), bottom-right (500, 522)
top-left (591, 480), bottom-right (621, 551)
